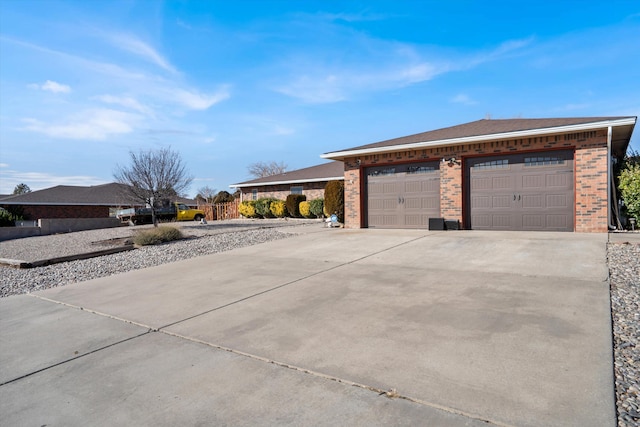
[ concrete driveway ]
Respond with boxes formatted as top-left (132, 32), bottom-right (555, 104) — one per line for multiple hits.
top-left (0, 228), bottom-right (614, 426)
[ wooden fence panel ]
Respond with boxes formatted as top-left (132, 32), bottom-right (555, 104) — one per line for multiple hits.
top-left (198, 200), bottom-right (240, 221)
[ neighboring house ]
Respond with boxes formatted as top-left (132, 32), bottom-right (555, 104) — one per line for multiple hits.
top-left (230, 161), bottom-right (344, 202)
top-left (321, 117), bottom-right (637, 232)
top-left (0, 182), bottom-right (197, 220)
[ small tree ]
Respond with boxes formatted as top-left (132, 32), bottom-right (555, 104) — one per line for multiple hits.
top-left (196, 186), bottom-right (217, 203)
top-left (12, 183), bottom-right (31, 195)
top-left (619, 163), bottom-right (640, 222)
top-left (247, 161), bottom-right (287, 178)
top-left (114, 147), bottom-right (193, 226)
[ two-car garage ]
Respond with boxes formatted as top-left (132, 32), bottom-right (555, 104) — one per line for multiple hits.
top-left (325, 117), bottom-right (636, 233)
top-left (364, 151), bottom-right (574, 231)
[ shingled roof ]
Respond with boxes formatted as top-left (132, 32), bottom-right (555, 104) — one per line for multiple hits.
top-left (322, 117), bottom-right (637, 159)
top-left (230, 161), bottom-right (344, 188)
top-left (0, 183), bottom-right (196, 206)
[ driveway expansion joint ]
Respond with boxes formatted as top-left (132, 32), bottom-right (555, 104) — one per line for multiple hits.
top-left (159, 328), bottom-right (511, 427)
top-left (158, 233), bottom-right (432, 331)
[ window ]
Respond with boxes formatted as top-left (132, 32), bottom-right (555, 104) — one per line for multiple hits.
top-left (368, 167), bottom-right (396, 176)
top-left (407, 166), bottom-right (435, 174)
top-left (251, 189), bottom-right (258, 200)
top-left (290, 186), bottom-right (303, 195)
top-left (472, 159), bottom-right (509, 170)
top-left (524, 156), bottom-right (565, 167)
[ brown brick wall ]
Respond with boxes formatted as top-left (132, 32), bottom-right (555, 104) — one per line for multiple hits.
top-left (17, 205), bottom-right (110, 220)
top-left (342, 129), bottom-right (609, 232)
top-left (239, 182), bottom-right (330, 202)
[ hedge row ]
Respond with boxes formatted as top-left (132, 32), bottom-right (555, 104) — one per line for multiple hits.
top-left (239, 197), bottom-right (325, 219)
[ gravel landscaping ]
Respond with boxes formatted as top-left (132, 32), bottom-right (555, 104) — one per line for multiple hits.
top-left (609, 240), bottom-right (640, 427)
top-left (0, 224), bottom-right (638, 426)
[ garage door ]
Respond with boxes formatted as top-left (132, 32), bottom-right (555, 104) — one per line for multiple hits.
top-left (366, 162), bottom-right (440, 229)
top-left (467, 150), bottom-right (574, 231)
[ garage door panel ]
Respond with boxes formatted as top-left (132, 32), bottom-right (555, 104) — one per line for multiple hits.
top-left (405, 197), bottom-right (422, 209)
top-left (492, 215), bottom-right (513, 228)
top-left (492, 195), bottom-right (512, 208)
top-left (471, 177), bottom-right (493, 190)
top-left (546, 194), bottom-right (569, 208)
top-left (522, 174), bottom-right (545, 189)
top-left (522, 215), bottom-right (544, 229)
top-left (546, 173), bottom-right (571, 187)
top-left (522, 194), bottom-right (543, 208)
top-left (492, 176), bottom-right (513, 189)
top-left (472, 195), bottom-right (491, 209)
top-left (422, 198), bottom-right (439, 209)
top-left (467, 150), bottom-right (574, 231)
top-left (546, 215), bottom-right (569, 229)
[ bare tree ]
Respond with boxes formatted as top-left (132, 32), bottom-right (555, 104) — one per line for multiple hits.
top-left (114, 147), bottom-right (193, 226)
top-left (12, 183), bottom-right (31, 194)
top-left (247, 161), bottom-right (287, 178)
top-left (196, 186), bottom-right (217, 203)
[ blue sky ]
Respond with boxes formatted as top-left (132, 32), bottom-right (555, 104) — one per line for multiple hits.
top-left (1, 1), bottom-right (639, 197)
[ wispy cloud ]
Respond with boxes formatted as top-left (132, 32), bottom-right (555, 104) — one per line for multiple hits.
top-left (167, 87), bottom-right (231, 110)
top-left (22, 109), bottom-right (140, 140)
top-left (274, 33), bottom-right (532, 104)
top-left (450, 94), bottom-right (478, 106)
top-left (93, 94), bottom-right (154, 116)
top-left (105, 32), bottom-right (178, 74)
top-left (28, 80), bottom-right (71, 93)
top-left (0, 169), bottom-right (108, 193)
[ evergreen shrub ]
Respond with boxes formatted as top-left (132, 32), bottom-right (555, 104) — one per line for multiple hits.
top-left (286, 194), bottom-right (306, 218)
top-left (324, 180), bottom-right (344, 223)
top-left (309, 198), bottom-right (324, 218)
top-left (255, 198), bottom-right (278, 218)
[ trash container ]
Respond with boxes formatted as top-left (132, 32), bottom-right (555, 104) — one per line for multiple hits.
top-left (428, 218), bottom-right (445, 230)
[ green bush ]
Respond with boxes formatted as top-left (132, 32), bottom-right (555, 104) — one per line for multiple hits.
top-left (238, 201), bottom-right (258, 218)
top-left (324, 180), bottom-right (344, 223)
top-left (299, 201), bottom-right (312, 218)
top-left (619, 163), bottom-right (640, 221)
top-left (309, 198), bottom-right (324, 218)
top-left (286, 194), bottom-right (306, 218)
top-left (0, 207), bottom-right (24, 227)
top-left (270, 200), bottom-right (287, 218)
top-left (255, 198), bottom-right (279, 218)
top-left (133, 226), bottom-right (183, 246)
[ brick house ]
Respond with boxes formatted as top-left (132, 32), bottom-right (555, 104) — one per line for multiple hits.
top-left (230, 161), bottom-right (344, 202)
top-left (321, 117), bottom-right (637, 232)
top-left (0, 183), bottom-right (197, 220)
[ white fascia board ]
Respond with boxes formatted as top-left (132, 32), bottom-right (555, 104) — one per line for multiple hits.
top-left (321, 117), bottom-right (638, 159)
top-left (229, 176), bottom-right (344, 189)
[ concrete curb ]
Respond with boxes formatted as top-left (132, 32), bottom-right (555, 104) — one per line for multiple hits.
top-left (0, 245), bottom-right (135, 269)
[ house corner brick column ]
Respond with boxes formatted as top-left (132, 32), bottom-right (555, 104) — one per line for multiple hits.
top-left (575, 144), bottom-right (608, 232)
top-left (440, 160), bottom-right (463, 225)
top-left (343, 159), bottom-right (360, 228)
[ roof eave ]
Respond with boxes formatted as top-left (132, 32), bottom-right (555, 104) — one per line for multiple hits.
top-left (321, 117), bottom-right (638, 160)
top-left (230, 176), bottom-right (344, 189)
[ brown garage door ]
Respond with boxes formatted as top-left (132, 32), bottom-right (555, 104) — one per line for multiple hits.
top-left (366, 162), bottom-right (440, 229)
top-left (466, 150), bottom-right (574, 231)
